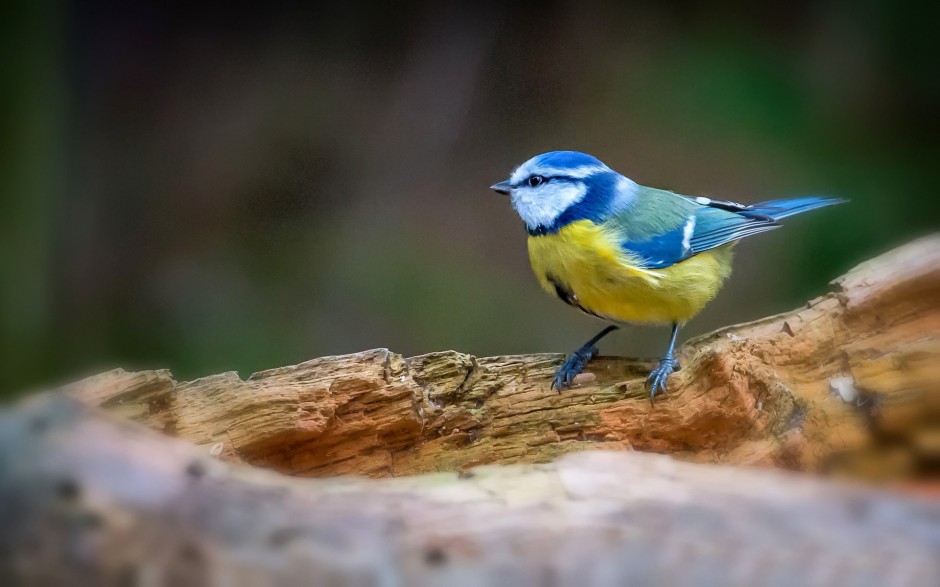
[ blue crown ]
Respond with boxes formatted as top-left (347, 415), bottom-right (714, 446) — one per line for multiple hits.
top-left (532, 151), bottom-right (605, 170)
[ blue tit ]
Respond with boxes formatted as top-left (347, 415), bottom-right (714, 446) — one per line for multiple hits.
top-left (491, 150), bottom-right (845, 402)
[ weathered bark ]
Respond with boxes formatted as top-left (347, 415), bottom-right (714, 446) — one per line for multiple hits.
top-left (1, 393), bottom-right (937, 587)
top-left (67, 236), bottom-right (940, 482)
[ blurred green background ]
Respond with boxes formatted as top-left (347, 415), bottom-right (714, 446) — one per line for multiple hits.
top-left (2, 1), bottom-right (937, 395)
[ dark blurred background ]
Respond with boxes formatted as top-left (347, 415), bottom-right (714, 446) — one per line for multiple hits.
top-left (2, 0), bottom-right (937, 395)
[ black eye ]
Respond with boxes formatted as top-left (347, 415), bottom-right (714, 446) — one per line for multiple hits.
top-left (527, 175), bottom-right (545, 187)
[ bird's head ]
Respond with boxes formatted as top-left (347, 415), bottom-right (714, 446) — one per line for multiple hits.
top-left (491, 151), bottom-right (634, 233)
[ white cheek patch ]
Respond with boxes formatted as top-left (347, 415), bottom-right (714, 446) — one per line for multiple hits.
top-left (511, 182), bottom-right (588, 230)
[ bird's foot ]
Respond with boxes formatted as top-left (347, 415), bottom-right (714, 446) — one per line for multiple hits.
top-left (646, 356), bottom-right (680, 404)
top-left (552, 345), bottom-right (598, 392)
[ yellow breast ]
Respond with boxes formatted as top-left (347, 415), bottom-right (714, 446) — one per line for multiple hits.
top-left (527, 220), bottom-right (734, 324)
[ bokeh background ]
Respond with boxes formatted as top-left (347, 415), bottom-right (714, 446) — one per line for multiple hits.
top-left (3, 0), bottom-right (937, 395)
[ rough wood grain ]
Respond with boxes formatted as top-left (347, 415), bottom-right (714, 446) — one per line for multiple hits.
top-left (67, 236), bottom-right (940, 481)
top-left (1, 394), bottom-right (937, 587)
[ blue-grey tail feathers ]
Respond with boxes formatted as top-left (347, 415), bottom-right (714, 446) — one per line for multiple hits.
top-left (748, 197), bottom-right (847, 221)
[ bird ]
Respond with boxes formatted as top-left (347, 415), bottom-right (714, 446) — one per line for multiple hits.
top-left (490, 150), bottom-right (844, 402)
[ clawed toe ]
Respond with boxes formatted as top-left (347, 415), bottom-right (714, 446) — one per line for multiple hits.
top-left (645, 357), bottom-right (679, 404)
top-left (550, 325), bottom-right (620, 393)
top-left (551, 346), bottom-right (598, 392)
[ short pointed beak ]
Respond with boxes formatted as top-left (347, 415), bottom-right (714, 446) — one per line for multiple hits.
top-left (490, 180), bottom-right (511, 195)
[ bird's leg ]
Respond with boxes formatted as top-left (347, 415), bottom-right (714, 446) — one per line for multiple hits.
top-left (646, 322), bottom-right (681, 404)
top-left (552, 325), bottom-right (619, 392)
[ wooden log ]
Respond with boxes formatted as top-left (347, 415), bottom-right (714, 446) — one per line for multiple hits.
top-left (66, 236), bottom-right (940, 481)
top-left (1, 393), bottom-right (937, 586)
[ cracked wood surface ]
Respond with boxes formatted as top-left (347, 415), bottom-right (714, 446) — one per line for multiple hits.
top-left (1, 394), bottom-right (937, 586)
top-left (67, 236), bottom-right (940, 481)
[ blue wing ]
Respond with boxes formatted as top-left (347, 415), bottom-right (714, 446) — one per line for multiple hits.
top-left (620, 195), bottom-right (844, 270)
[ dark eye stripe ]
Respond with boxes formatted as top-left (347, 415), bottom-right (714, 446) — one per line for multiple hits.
top-left (515, 175), bottom-right (580, 188)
